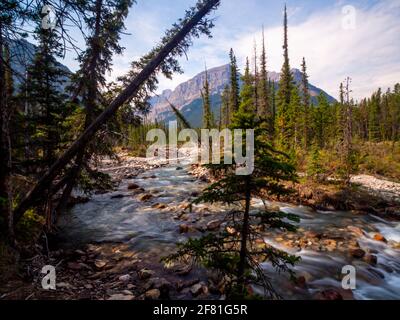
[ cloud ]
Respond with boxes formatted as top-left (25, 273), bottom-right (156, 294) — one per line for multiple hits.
top-left (103, 0), bottom-right (399, 101)
top-left (221, 1), bottom-right (399, 99)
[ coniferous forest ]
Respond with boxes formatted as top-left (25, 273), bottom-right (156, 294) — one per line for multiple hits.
top-left (1, 0), bottom-right (400, 305)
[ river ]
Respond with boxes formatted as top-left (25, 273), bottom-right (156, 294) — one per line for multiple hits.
top-left (58, 160), bottom-right (400, 300)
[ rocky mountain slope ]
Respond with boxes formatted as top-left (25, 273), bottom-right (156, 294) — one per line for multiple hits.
top-left (149, 64), bottom-right (336, 128)
top-left (9, 38), bottom-right (71, 91)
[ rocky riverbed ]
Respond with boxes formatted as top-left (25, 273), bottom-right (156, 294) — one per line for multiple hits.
top-left (2, 154), bottom-right (399, 300)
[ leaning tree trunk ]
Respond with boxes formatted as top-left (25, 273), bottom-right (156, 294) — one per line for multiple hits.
top-left (13, 0), bottom-right (220, 226)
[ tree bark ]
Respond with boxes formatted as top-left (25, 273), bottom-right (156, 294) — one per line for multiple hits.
top-left (0, 24), bottom-right (14, 241)
top-left (237, 176), bottom-right (251, 292)
top-left (13, 0), bottom-right (220, 225)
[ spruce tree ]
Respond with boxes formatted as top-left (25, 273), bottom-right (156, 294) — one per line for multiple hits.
top-left (253, 41), bottom-right (259, 114)
top-left (202, 67), bottom-right (213, 129)
top-left (239, 57), bottom-right (256, 114)
top-left (288, 86), bottom-right (301, 148)
top-left (258, 27), bottom-right (269, 118)
top-left (166, 103), bottom-right (299, 299)
top-left (0, 1), bottom-right (34, 237)
top-left (221, 85), bottom-right (231, 128)
top-left (368, 88), bottom-right (382, 141)
top-left (270, 80), bottom-right (276, 135)
top-left (389, 84), bottom-right (400, 145)
top-left (312, 92), bottom-right (330, 149)
top-left (276, 5), bottom-right (294, 150)
top-left (229, 48), bottom-right (240, 115)
top-left (301, 57), bottom-right (311, 149)
top-left (24, 24), bottom-right (71, 170)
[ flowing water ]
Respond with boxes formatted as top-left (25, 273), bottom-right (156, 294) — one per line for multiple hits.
top-left (58, 161), bottom-right (400, 300)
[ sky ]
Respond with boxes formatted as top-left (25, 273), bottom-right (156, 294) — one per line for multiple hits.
top-left (60, 0), bottom-right (400, 101)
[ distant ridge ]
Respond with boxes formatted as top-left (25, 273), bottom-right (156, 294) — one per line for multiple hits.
top-left (149, 63), bottom-right (336, 127)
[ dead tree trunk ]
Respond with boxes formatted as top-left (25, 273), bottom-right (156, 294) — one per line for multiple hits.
top-left (13, 0), bottom-right (220, 225)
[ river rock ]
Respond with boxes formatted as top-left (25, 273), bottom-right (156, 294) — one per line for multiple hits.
top-left (139, 194), bottom-right (153, 202)
top-left (177, 278), bottom-right (200, 291)
top-left (373, 233), bottom-right (387, 243)
top-left (364, 254), bottom-right (378, 265)
top-left (392, 242), bottom-right (400, 249)
top-left (207, 220), bottom-right (221, 231)
top-left (138, 268), bottom-right (155, 280)
top-left (347, 226), bottom-right (364, 237)
top-left (322, 239), bottom-right (337, 252)
top-left (304, 231), bottom-right (322, 239)
top-left (111, 194), bottom-right (125, 199)
top-left (94, 259), bottom-right (107, 269)
top-left (152, 203), bottom-right (167, 209)
top-left (118, 274), bottom-right (131, 282)
top-left (295, 276), bottom-right (307, 289)
top-left (107, 293), bottom-right (135, 301)
top-left (57, 282), bottom-right (75, 289)
top-left (67, 262), bottom-right (91, 271)
top-left (145, 278), bottom-right (172, 298)
top-left (145, 289), bottom-right (160, 300)
top-left (314, 289), bottom-right (343, 300)
top-left (350, 248), bottom-right (366, 259)
top-left (190, 283), bottom-right (204, 296)
top-left (128, 183), bottom-right (140, 190)
top-left (179, 224), bottom-right (190, 233)
top-left (166, 262), bottom-right (192, 276)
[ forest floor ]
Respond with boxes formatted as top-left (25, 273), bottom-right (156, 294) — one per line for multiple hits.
top-left (1, 153), bottom-right (399, 300)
